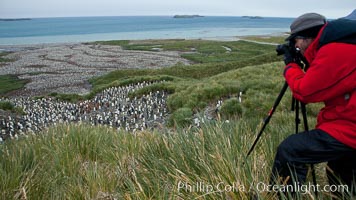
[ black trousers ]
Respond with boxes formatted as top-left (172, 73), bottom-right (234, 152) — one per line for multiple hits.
top-left (271, 129), bottom-right (356, 195)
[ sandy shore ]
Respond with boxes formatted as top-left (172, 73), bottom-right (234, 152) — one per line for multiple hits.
top-left (0, 42), bottom-right (192, 97)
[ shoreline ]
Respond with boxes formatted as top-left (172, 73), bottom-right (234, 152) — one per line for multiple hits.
top-left (0, 33), bottom-right (286, 51)
top-left (0, 37), bottom-right (239, 49)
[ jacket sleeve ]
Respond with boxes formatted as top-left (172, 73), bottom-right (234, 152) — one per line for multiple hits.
top-left (284, 43), bottom-right (356, 103)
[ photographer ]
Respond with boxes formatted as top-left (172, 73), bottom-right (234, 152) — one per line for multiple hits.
top-left (270, 13), bottom-right (356, 197)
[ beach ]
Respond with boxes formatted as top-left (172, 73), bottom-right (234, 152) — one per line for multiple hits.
top-left (0, 42), bottom-right (192, 97)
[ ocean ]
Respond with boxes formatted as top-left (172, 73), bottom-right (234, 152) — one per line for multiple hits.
top-left (0, 16), bottom-right (294, 45)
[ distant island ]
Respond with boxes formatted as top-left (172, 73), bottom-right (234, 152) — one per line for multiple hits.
top-left (0, 18), bottom-right (31, 21)
top-left (242, 16), bottom-right (264, 19)
top-left (173, 15), bottom-right (204, 18)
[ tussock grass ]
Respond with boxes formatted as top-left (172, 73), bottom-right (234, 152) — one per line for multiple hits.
top-left (220, 98), bottom-right (243, 119)
top-left (1, 121), bottom-right (262, 200)
top-left (0, 101), bottom-right (13, 110)
top-left (0, 117), bottom-right (333, 199)
top-left (0, 124), bottom-right (140, 199)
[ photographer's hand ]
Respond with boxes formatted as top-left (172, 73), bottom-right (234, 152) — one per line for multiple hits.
top-left (283, 49), bottom-right (294, 65)
top-left (276, 43), bottom-right (296, 65)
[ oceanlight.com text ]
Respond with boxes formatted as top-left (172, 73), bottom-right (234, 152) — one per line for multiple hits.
top-left (255, 182), bottom-right (349, 194)
top-left (177, 181), bottom-right (349, 195)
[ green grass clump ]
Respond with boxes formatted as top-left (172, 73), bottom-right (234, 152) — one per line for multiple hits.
top-left (0, 75), bottom-right (28, 96)
top-left (220, 98), bottom-right (243, 119)
top-left (168, 107), bottom-right (193, 127)
top-left (0, 101), bottom-right (25, 115)
top-left (0, 101), bottom-right (14, 110)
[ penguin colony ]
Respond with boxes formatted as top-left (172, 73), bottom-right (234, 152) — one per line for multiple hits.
top-left (0, 81), bottom-right (168, 142)
top-left (0, 81), bottom-right (243, 143)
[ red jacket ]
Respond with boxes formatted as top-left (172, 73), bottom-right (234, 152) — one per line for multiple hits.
top-left (284, 24), bottom-right (356, 148)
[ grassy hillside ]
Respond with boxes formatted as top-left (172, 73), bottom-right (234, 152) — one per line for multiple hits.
top-left (1, 38), bottom-right (336, 199)
top-left (87, 39), bottom-right (282, 125)
top-left (0, 62), bottom-right (331, 199)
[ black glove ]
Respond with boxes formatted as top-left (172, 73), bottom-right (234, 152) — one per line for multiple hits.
top-left (283, 50), bottom-right (294, 65)
top-left (276, 43), bottom-right (296, 65)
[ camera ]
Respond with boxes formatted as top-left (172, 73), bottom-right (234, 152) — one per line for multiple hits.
top-left (276, 40), bottom-right (309, 71)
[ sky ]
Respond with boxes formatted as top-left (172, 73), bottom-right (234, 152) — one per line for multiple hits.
top-left (0, 0), bottom-right (354, 19)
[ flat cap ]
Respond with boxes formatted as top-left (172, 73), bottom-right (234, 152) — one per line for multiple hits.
top-left (286, 13), bottom-right (326, 40)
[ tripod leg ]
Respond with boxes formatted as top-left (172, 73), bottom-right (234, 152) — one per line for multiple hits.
top-left (300, 103), bottom-right (309, 131)
top-left (246, 82), bottom-right (289, 157)
top-left (295, 99), bottom-right (300, 134)
top-left (291, 97), bottom-right (296, 111)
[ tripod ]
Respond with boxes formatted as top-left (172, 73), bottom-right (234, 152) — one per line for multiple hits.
top-left (246, 46), bottom-right (309, 156)
top-left (246, 79), bottom-right (318, 197)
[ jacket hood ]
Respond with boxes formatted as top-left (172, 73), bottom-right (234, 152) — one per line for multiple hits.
top-left (305, 18), bottom-right (356, 63)
top-left (303, 24), bottom-right (326, 63)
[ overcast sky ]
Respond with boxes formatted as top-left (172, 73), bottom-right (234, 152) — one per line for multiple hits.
top-left (0, 0), bottom-right (354, 19)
